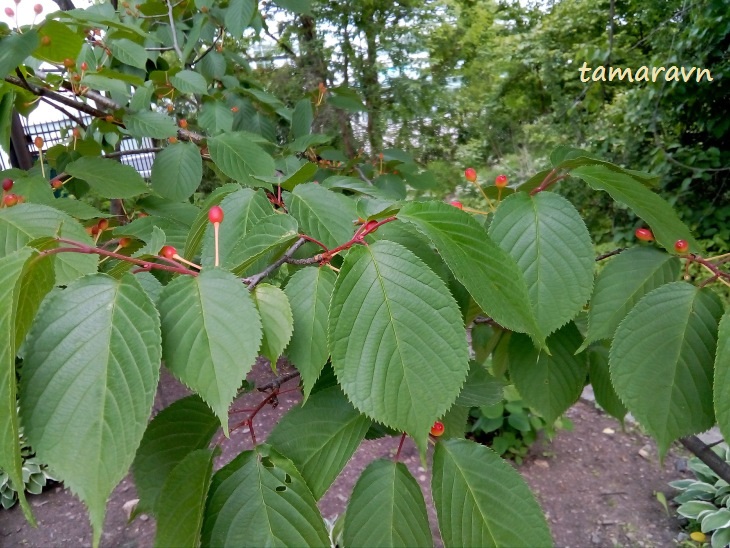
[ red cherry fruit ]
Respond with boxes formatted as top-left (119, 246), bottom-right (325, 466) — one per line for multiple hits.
top-left (34, 136), bottom-right (43, 149)
top-left (495, 174), bottom-right (508, 188)
top-left (80, 61), bottom-right (88, 71)
top-left (2, 178), bottom-right (13, 192)
top-left (51, 178), bottom-right (63, 189)
top-left (97, 218), bottom-right (109, 231)
top-left (635, 228), bottom-right (654, 242)
top-left (119, 237), bottom-right (131, 248)
top-left (160, 245), bottom-right (177, 259)
top-left (464, 168), bottom-right (477, 182)
top-left (208, 205), bottom-right (224, 224)
top-left (674, 239), bottom-right (689, 253)
top-left (430, 421), bottom-right (445, 437)
top-left (33, 3), bottom-right (42, 14)
top-left (449, 200), bottom-right (463, 209)
top-left (3, 193), bottom-right (18, 207)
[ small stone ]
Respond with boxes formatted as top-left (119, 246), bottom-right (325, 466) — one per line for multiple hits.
top-left (638, 445), bottom-right (651, 460)
top-left (602, 427), bottom-right (615, 435)
top-left (591, 532), bottom-right (602, 544)
top-left (534, 459), bottom-right (550, 469)
top-left (140, 514), bottom-right (149, 522)
top-left (122, 499), bottom-right (139, 521)
top-left (419, 475), bottom-right (426, 482)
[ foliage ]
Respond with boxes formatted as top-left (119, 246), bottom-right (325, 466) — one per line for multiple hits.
top-left (671, 445), bottom-right (730, 548)
top-left (468, 385), bottom-right (573, 465)
top-left (0, 1), bottom-right (728, 547)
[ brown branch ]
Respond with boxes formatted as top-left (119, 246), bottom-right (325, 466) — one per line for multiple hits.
top-left (105, 147), bottom-right (162, 158)
top-left (680, 436), bottom-right (730, 485)
top-left (256, 371), bottom-right (301, 392)
top-left (595, 248), bottom-right (625, 261)
top-left (246, 238), bottom-right (307, 289)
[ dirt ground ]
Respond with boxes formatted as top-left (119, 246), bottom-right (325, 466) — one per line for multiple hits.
top-left (0, 360), bottom-right (689, 548)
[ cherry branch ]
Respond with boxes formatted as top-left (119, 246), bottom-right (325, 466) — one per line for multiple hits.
top-left (245, 237), bottom-right (307, 289)
top-left (529, 168), bottom-right (569, 195)
top-left (595, 248), bottom-right (625, 261)
top-left (40, 238), bottom-right (197, 276)
top-left (256, 371), bottom-right (300, 392)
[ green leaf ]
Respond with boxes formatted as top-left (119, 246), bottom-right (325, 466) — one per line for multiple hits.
top-left (110, 38), bottom-right (148, 69)
top-left (571, 165), bottom-right (697, 252)
top-left (267, 387), bottom-right (370, 500)
top-left (432, 438), bottom-right (552, 547)
top-left (610, 282), bottom-right (723, 457)
top-left (225, 214), bottom-right (299, 276)
top-left (489, 192), bottom-right (594, 336)
top-left (132, 395), bottom-right (220, 516)
top-left (170, 69), bottom-right (209, 95)
top-left (158, 269), bottom-right (262, 432)
top-left (131, 226), bottom-right (166, 258)
top-left (0, 31), bottom-right (39, 79)
top-left (150, 142), bottom-right (203, 201)
top-left (291, 98), bottom-right (313, 139)
top-left (201, 445), bottom-right (330, 547)
top-left (588, 344), bottom-right (627, 423)
top-left (207, 132), bottom-right (276, 186)
top-left (0, 203), bottom-right (97, 284)
top-left (344, 460), bottom-right (432, 548)
top-left (583, 247), bottom-right (680, 348)
top-left (0, 248), bottom-right (53, 525)
top-left (286, 133), bottom-right (333, 153)
top-left (123, 110), bottom-right (178, 140)
top-left (37, 21), bottom-right (84, 64)
top-left (20, 274), bottom-right (161, 547)
top-left (82, 74), bottom-right (131, 99)
top-left (154, 448), bottom-right (216, 548)
top-left (272, 0), bottom-right (311, 14)
top-left (456, 361), bottom-right (505, 407)
top-left (329, 240), bottom-right (469, 453)
top-left (288, 183), bottom-right (358, 249)
top-left (276, 162), bottom-right (318, 192)
top-left (715, 313), bottom-right (730, 443)
top-left (284, 266), bottom-right (336, 400)
top-left (65, 156), bottom-right (148, 199)
top-left (398, 201), bottom-right (544, 346)
top-left (182, 184), bottom-right (243, 260)
top-left (252, 284), bottom-right (293, 365)
top-left (509, 323), bottom-right (587, 423)
top-left (198, 101), bottom-right (234, 135)
top-left (225, 0), bottom-right (255, 37)
top-left (197, 188), bottom-right (273, 264)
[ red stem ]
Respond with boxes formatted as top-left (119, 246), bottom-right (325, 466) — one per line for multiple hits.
top-left (299, 234), bottom-right (329, 252)
top-left (687, 254), bottom-right (730, 282)
top-left (529, 169), bottom-right (568, 196)
top-left (323, 216), bottom-right (397, 261)
top-left (395, 433), bottom-right (407, 461)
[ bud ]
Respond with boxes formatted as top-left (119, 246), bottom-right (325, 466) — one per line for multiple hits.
top-left (4, 7), bottom-right (14, 16)
top-left (464, 167), bottom-right (477, 182)
top-left (33, 3), bottom-right (42, 14)
top-left (494, 174), bottom-right (508, 188)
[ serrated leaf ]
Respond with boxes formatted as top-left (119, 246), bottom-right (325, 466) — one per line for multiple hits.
top-left (182, 184), bottom-right (243, 260)
top-left (284, 266), bottom-right (336, 400)
top-left (113, 215), bottom-right (188, 251)
top-left (198, 188), bottom-right (273, 265)
top-left (456, 361), bottom-right (505, 407)
top-left (65, 156), bottom-right (148, 199)
top-left (344, 460), bottom-right (432, 548)
top-left (0, 248), bottom-right (53, 525)
top-left (131, 226), bottom-right (166, 258)
top-left (151, 142), bottom-right (203, 201)
top-left (288, 183), bottom-right (358, 249)
top-left (252, 284), bottom-right (293, 365)
top-left (509, 322), bottom-right (587, 423)
top-left (329, 240), bottom-right (469, 453)
top-left (0, 31), bottom-right (39, 82)
top-left (158, 269), bottom-right (262, 432)
top-left (207, 132), bottom-right (275, 186)
top-left (132, 395), bottom-right (219, 516)
top-left (291, 98), bottom-right (313, 139)
top-left (571, 165), bottom-right (697, 252)
top-left (154, 448), bottom-right (216, 548)
top-left (123, 110), bottom-right (178, 140)
top-left (0, 203), bottom-right (97, 284)
top-left (398, 201), bottom-right (544, 346)
top-left (588, 344), bottom-right (627, 423)
top-left (20, 274), bottom-right (161, 546)
top-left (225, 0), bottom-right (255, 37)
top-left (198, 101), bottom-right (234, 135)
top-left (226, 214), bottom-right (299, 276)
top-left (37, 21), bottom-right (84, 64)
top-left (715, 313), bottom-right (730, 443)
top-left (610, 282), bottom-right (723, 457)
top-left (286, 133), bottom-right (333, 153)
top-left (201, 445), bottom-right (330, 547)
top-left (432, 438), bottom-right (552, 547)
top-left (584, 247), bottom-right (680, 350)
top-left (267, 387), bottom-right (370, 499)
top-left (170, 69), bottom-right (209, 95)
top-left (272, 0), bottom-right (311, 14)
top-left (489, 192), bottom-right (594, 336)
top-left (110, 38), bottom-right (148, 69)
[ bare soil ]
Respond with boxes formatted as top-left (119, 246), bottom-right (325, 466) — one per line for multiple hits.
top-left (0, 360), bottom-right (689, 547)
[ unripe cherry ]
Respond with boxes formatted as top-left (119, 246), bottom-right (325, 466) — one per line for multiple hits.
top-left (208, 205), bottom-right (224, 224)
top-left (674, 239), bottom-right (689, 253)
top-left (635, 228), bottom-right (653, 242)
top-left (464, 167), bottom-right (477, 182)
top-left (97, 218), bottom-right (109, 231)
top-left (80, 61), bottom-right (88, 71)
top-left (4, 7), bottom-right (14, 17)
top-left (160, 245), bottom-right (177, 259)
top-left (2, 178), bottom-right (13, 192)
top-left (119, 237), bottom-right (131, 248)
top-left (3, 193), bottom-right (19, 207)
top-left (34, 136), bottom-right (43, 149)
top-left (430, 421), bottom-right (445, 437)
top-left (495, 174), bottom-right (508, 188)
top-left (33, 3), bottom-right (42, 14)
top-left (179, 119), bottom-right (188, 129)
top-left (449, 200), bottom-right (463, 209)
top-left (63, 58), bottom-right (75, 69)
top-left (51, 178), bottom-right (63, 189)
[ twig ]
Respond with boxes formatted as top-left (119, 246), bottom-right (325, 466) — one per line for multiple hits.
top-left (595, 248), bottom-right (625, 261)
top-left (40, 97), bottom-right (85, 127)
top-left (190, 26), bottom-right (225, 66)
top-left (353, 165), bottom-right (373, 185)
top-left (165, 0), bottom-right (184, 60)
top-left (105, 147), bottom-right (162, 158)
top-left (257, 371), bottom-right (301, 392)
top-left (680, 436), bottom-right (730, 485)
top-left (246, 238), bottom-right (307, 289)
top-left (395, 433), bottom-right (407, 461)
